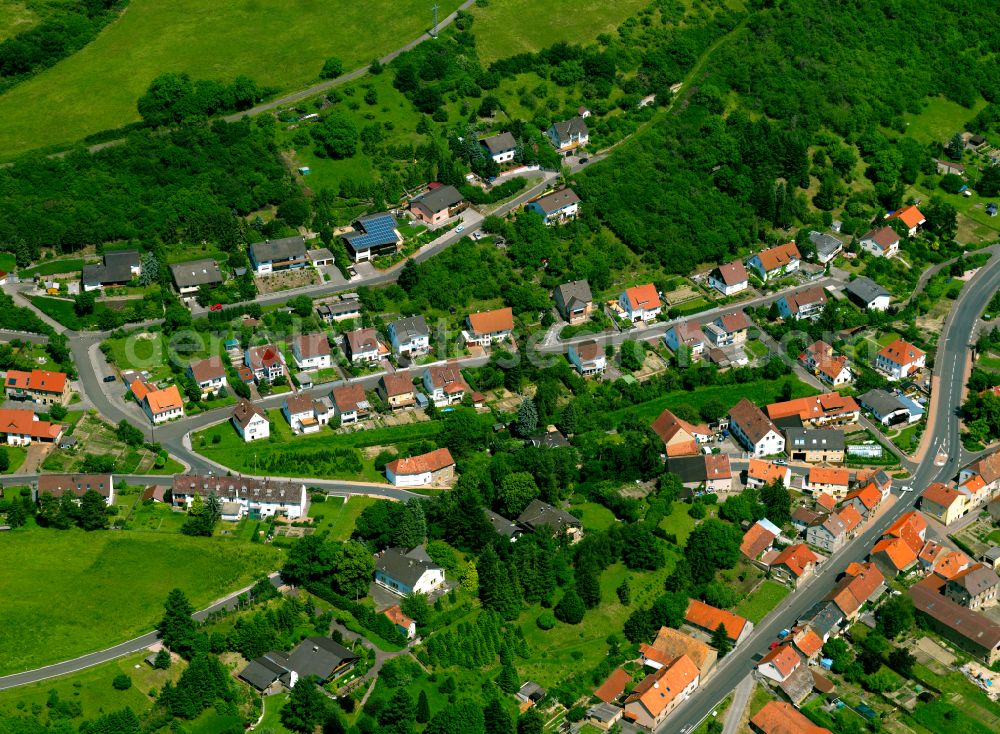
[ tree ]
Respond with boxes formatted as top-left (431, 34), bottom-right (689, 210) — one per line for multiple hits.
top-left (0, 447), bottom-right (9, 473)
top-left (575, 563), bottom-right (601, 609)
top-left (484, 697), bottom-right (515, 734)
top-left (74, 290), bottom-right (96, 316)
top-left (877, 595), bottom-right (914, 639)
top-left (515, 398), bottom-right (538, 437)
top-left (288, 294), bottom-right (313, 318)
top-left (946, 133), bottom-right (964, 161)
top-left (313, 113), bottom-right (358, 159)
top-left (684, 519), bottom-right (742, 585)
top-left (477, 545), bottom-right (521, 620)
top-left (711, 623), bottom-right (733, 657)
top-left (282, 676), bottom-right (330, 733)
top-left (416, 689), bottom-right (431, 724)
top-left (619, 340), bottom-right (644, 372)
top-left (888, 647), bottom-right (916, 677)
top-left (939, 172), bottom-right (966, 194)
top-left (378, 688), bottom-right (416, 734)
top-left (497, 659), bottom-right (519, 693)
top-left (398, 258), bottom-right (420, 291)
top-left (6, 495), bottom-right (27, 528)
top-left (282, 533), bottom-right (340, 585)
top-left (112, 674), bottom-right (132, 690)
top-left (554, 588), bottom-right (585, 624)
top-left (759, 480), bottom-right (791, 525)
top-left (518, 708), bottom-right (545, 734)
top-left (320, 57), bottom-right (344, 79)
top-left (394, 500), bottom-right (427, 548)
top-left (159, 588), bottom-right (197, 657)
top-left (332, 540), bottom-right (376, 599)
top-left (497, 472), bottom-right (540, 517)
top-left (979, 165), bottom-right (1000, 197)
top-left (78, 489), bottom-right (108, 531)
top-left (616, 579), bottom-right (631, 606)
top-left (153, 648), bottom-right (171, 670)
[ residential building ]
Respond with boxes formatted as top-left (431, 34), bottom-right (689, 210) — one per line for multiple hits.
top-left (553, 279), bottom-right (593, 324)
top-left (708, 260), bottom-right (750, 295)
top-left (465, 307), bottom-right (514, 346)
top-left (766, 392), bottom-right (859, 428)
top-left (958, 474), bottom-right (992, 512)
top-left (882, 511), bottom-right (927, 558)
top-left (316, 298), bottom-right (361, 323)
top-left (796, 600), bottom-right (844, 641)
top-left (526, 188), bottom-right (580, 225)
top-left (860, 388), bottom-right (918, 425)
top-left (871, 537), bottom-right (919, 577)
top-left (586, 703), bottom-right (623, 730)
top-left (383, 605), bottom-right (416, 639)
top-left (750, 701), bottom-right (833, 734)
top-left (130, 381), bottom-right (183, 424)
top-left (249, 236), bottom-right (308, 275)
top-left (594, 668), bottom-right (631, 704)
top-left (803, 467), bottom-right (850, 498)
top-left (385, 448), bottom-right (456, 487)
top-left (37, 474), bottom-right (115, 505)
top-left (887, 204), bottom-right (926, 237)
top-left (747, 242), bottom-right (801, 281)
top-left (684, 599), bottom-right (753, 645)
top-left (517, 499), bottom-right (583, 542)
top-left (484, 509), bottom-right (522, 542)
top-left (170, 259), bottom-right (223, 294)
top-left (387, 315), bottom-right (431, 357)
top-left (746, 459), bottom-right (791, 489)
top-left (910, 582), bottom-right (1000, 665)
top-left (667, 454), bottom-right (732, 494)
top-left (547, 116), bottom-right (589, 154)
top-left (768, 544), bottom-right (819, 587)
top-left (809, 231), bottom-right (844, 264)
top-left (292, 333), bottom-right (333, 371)
top-left (231, 399), bottom-right (269, 442)
top-left (639, 627), bottom-right (718, 678)
top-left (936, 159), bottom-right (965, 176)
top-left (568, 340), bottom-right (606, 377)
top-left (785, 428), bottom-right (845, 463)
top-left (4, 369), bottom-right (70, 406)
top-left (172, 475), bottom-right (308, 519)
top-left (244, 344), bottom-right (285, 383)
top-left (816, 492), bottom-right (837, 511)
top-left (81, 249), bottom-right (141, 291)
top-left (307, 248), bottom-right (335, 268)
top-left (343, 328), bottom-right (383, 364)
top-left (777, 286), bottom-right (827, 320)
top-left (729, 398), bottom-right (784, 457)
top-left (826, 562), bottom-right (885, 619)
top-left (623, 654), bottom-right (700, 730)
top-left (409, 184), bottom-right (465, 226)
top-left (807, 513), bottom-right (849, 553)
top-left (756, 643), bottom-right (801, 683)
top-left (844, 276), bottom-right (891, 311)
top-left (741, 519), bottom-right (780, 561)
top-left (341, 212), bottom-right (402, 262)
top-left (283, 395), bottom-right (322, 434)
top-left (960, 450), bottom-right (1000, 494)
top-left (651, 408), bottom-right (710, 458)
top-left (379, 372), bottom-right (416, 410)
top-left (375, 546), bottom-right (446, 596)
top-left (860, 226), bottom-right (901, 258)
top-left (331, 383), bottom-right (369, 425)
top-left (944, 564), bottom-right (1000, 610)
top-left (921, 483), bottom-right (967, 525)
top-left (664, 321), bottom-right (707, 356)
top-left (799, 341), bottom-right (852, 387)
top-left (422, 363), bottom-right (469, 406)
top-left (844, 483), bottom-right (883, 518)
top-left (711, 311), bottom-right (750, 345)
top-left (239, 636), bottom-right (358, 694)
top-left (186, 357), bottom-right (227, 398)
top-left (480, 131), bottom-right (517, 164)
top-left (876, 338), bottom-right (926, 381)
top-left (619, 283), bottom-right (661, 322)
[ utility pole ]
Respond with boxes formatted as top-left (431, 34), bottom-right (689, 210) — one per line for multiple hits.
top-left (430, 3), bottom-right (439, 38)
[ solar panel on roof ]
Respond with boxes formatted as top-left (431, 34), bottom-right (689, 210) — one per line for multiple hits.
top-left (344, 213), bottom-right (399, 251)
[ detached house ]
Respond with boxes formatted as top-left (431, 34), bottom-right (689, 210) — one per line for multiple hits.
top-left (741, 519), bottom-right (780, 562)
top-left (388, 315), bottom-right (430, 357)
top-left (745, 459), bottom-right (791, 489)
top-left (568, 340), bottom-right (606, 377)
top-left (729, 398), bottom-right (785, 457)
top-left (876, 338), bottom-right (925, 381)
top-left (800, 341), bottom-right (852, 387)
top-left (708, 311), bottom-right (750, 346)
top-left (282, 394), bottom-right (323, 434)
top-left (292, 333), bottom-right (332, 371)
top-left (331, 383), bottom-right (370, 425)
top-left (409, 184), bottom-right (465, 226)
top-left (423, 363), bottom-right (470, 406)
top-left (385, 448), bottom-right (456, 487)
top-left (766, 392), bottom-right (859, 428)
top-left (619, 284), bottom-right (661, 322)
top-left (748, 242), bottom-right (801, 281)
top-left (921, 483), bottom-right (966, 526)
top-left (768, 544), bottom-right (820, 587)
top-left (526, 188), bottom-right (580, 225)
top-left (170, 259), bottom-right (223, 295)
top-left (316, 297), bottom-right (361, 323)
top-left (547, 116), bottom-right (589, 155)
top-left (231, 399), bottom-right (269, 442)
top-left (684, 599), bottom-right (753, 645)
top-left (245, 344), bottom-right (285, 383)
top-left (37, 474), bottom-right (115, 505)
top-left (130, 381), bottom-right (183, 424)
top-left (809, 231), bottom-right (844, 264)
top-left (623, 655), bottom-right (700, 730)
top-left (860, 227), bottom-right (900, 258)
top-left (845, 276), bottom-right (891, 312)
top-left (887, 205), bottom-right (926, 237)
top-left (860, 389), bottom-right (916, 425)
top-left (249, 236), bottom-right (308, 275)
top-left (708, 260), bottom-right (749, 295)
top-left (81, 249), bottom-right (141, 291)
top-left (664, 321), bottom-right (707, 357)
top-left (4, 369), bottom-right (70, 406)
top-left (651, 408), bottom-right (710, 458)
top-left (777, 286), bottom-right (827, 320)
top-left (342, 212), bottom-right (403, 262)
top-left (554, 279), bottom-right (593, 324)
top-left (480, 131), bottom-right (517, 164)
top-left (379, 372), bottom-right (416, 410)
top-left (517, 499), bottom-right (583, 542)
top-left (343, 328), bottom-right (384, 364)
top-left (0, 409), bottom-right (62, 446)
top-left (375, 547), bottom-right (446, 596)
top-left (186, 357), bottom-right (227, 398)
top-left (465, 307), bottom-right (513, 347)
top-left (756, 643), bottom-right (802, 684)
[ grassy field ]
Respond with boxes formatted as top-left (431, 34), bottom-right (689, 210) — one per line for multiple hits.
top-left (734, 580), bottom-right (790, 623)
top-left (569, 501), bottom-right (617, 532)
top-left (658, 502), bottom-right (698, 545)
top-left (308, 495), bottom-right (378, 540)
top-left (1, 445), bottom-right (27, 474)
top-left (0, 0), bottom-right (463, 157)
top-left (18, 257), bottom-right (85, 278)
top-left (0, 526), bottom-right (281, 675)
top-left (470, 0), bottom-right (653, 62)
top-left (0, 251), bottom-right (16, 272)
top-left (901, 96), bottom-right (988, 146)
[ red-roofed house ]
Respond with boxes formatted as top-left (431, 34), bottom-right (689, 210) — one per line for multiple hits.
top-left (465, 307), bottom-right (514, 347)
top-left (685, 599), bottom-right (753, 645)
top-left (594, 668), bottom-right (631, 704)
top-left (741, 520), bottom-right (779, 561)
top-left (887, 205), bottom-right (926, 237)
top-left (651, 409), bottom-right (710, 458)
top-left (729, 398), bottom-right (784, 457)
top-left (639, 627), bottom-right (717, 677)
top-left (884, 511), bottom-right (927, 555)
top-left (766, 392), bottom-right (859, 427)
top-left (921, 483), bottom-right (967, 525)
top-left (750, 701), bottom-right (833, 734)
top-left (756, 643), bottom-right (802, 683)
top-left (876, 339), bottom-right (926, 381)
top-left (800, 342), bottom-right (853, 387)
top-left (4, 369), bottom-right (70, 406)
top-left (245, 344), bottom-right (286, 383)
top-left (623, 655), bottom-right (700, 730)
top-left (844, 483), bottom-right (883, 518)
top-left (383, 605), bottom-right (416, 639)
top-left (803, 466), bottom-right (851, 498)
top-left (769, 544), bottom-right (820, 587)
top-left (385, 448), bottom-right (456, 487)
top-left (746, 459), bottom-right (791, 489)
top-left (619, 284), bottom-right (661, 322)
top-left (816, 492), bottom-right (837, 511)
top-left (871, 537), bottom-right (918, 578)
top-left (791, 627), bottom-right (824, 662)
top-left (860, 227), bottom-right (901, 258)
top-left (0, 408), bottom-right (63, 445)
top-left (748, 243), bottom-right (801, 281)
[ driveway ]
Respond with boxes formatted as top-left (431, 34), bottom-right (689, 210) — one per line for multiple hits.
top-left (21, 443), bottom-right (52, 473)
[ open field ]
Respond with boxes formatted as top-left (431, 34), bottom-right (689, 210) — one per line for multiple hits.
top-left (734, 580), bottom-right (790, 623)
top-left (470, 0), bottom-right (652, 62)
top-left (308, 495), bottom-right (377, 540)
top-left (0, 526), bottom-right (281, 674)
top-left (18, 257), bottom-right (85, 278)
top-left (901, 96), bottom-right (988, 146)
top-left (0, 0), bottom-right (463, 157)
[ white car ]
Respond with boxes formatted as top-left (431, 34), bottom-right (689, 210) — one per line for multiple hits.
top-left (455, 224), bottom-right (465, 233)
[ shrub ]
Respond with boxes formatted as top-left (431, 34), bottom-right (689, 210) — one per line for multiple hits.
top-left (111, 674), bottom-right (132, 691)
top-left (536, 612), bottom-right (556, 630)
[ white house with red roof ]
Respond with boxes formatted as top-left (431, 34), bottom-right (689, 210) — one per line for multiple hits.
top-left (619, 284), bottom-right (661, 322)
top-left (887, 205), bottom-right (926, 237)
top-left (385, 448), bottom-right (456, 487)
top-left (876, 338), bottom-right (925, 381)
top-left (245, 344), bottom-right (285, 383)
top-left (747, 242), bottom-right (801, 281)
top-left (860, 227), bottom-right (901, 258)
top-left (708, 260), bottom-right (749, 295)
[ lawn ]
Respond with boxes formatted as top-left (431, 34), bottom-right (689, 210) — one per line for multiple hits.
top-left (0, 0), bottom-right (463, 158)
top-left (0, 525), bottom-right (281, 675)
top-left (308, 495), bottom-right (378, 541)
top-left (28, 295), bottom-right (122, 331)
top-left (258, 693), bottom-right (295, 734)
top-left (569, 501), bottom-right (617, 532)
top-left (0, 251), bottom-right (15, 272)
top-left (658, 502), bottom-right (697, 545)
top-left (1, 445), bottom-right (27, 474)
top-left (18, 257), bottom-right (85, 278)
top-left (734, 580), bottom-right (790, 624)
top-left (608, 377), bottom-right (819, 425)
top-left (0, 651), bottom-right (182, 723)
top-left (901, 96), bottom-right (988, 146)
top-left (746, 340), bottom-right (771, 359)
top-left (470, 0), bottom-right (652, 62)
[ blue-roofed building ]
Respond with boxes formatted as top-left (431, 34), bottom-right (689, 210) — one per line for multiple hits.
top-left (341, 213), bottom-right (402, 262)
top-left (895, 393), bottom-right (925, 423)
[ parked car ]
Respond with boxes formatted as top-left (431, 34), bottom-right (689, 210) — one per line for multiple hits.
top-left (103, 375), bottom-right (116, 383)
top-left (455, 224), bottom-right (465, 233)
top-left (210, 303), bottom-right (223, 311)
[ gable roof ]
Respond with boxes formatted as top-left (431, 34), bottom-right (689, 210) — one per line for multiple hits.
top-left (781, 286), bottom-right (828, 315)
top-left (594, 667), bottom-right (631, 704)
top-left (651, 409), bottom-right (707, 456)
top-left (750, 701), bottom-right (833, 734)
top-left (835, 504), bottom-right (863, 533)
top-left (250, 236), bottom-right (306, 264)
top-left (685, 599), bottom-right (748, 641)
top-left (754, 242), bottom-right (801, 272)
top-left (531, 188), bottom-right (580, 214)
top-left (922, 482), bottom-right (963, 508)
top-left (573, 339), bottom-right (603, 362)
top-left (767, 392), bottom-right (858, 423)
top-left (188, 357), bottom-right (226, 384)
top-left (623, 283), bottom-right (661, 311)
top-left (467, 307), bottom-right (514, 335)
top-left (551, 116), bottom-right (589, 141)
top-left (625, 655), bottom-right (699, 718)
top-left (861, 226), bottom-right (900, 251)
top-left (5, 369), bottom-right (68, 394)
top-left (411, 184), bottom-right (464, 214)
top-left (771, 544), bottom-right (819, 578)
top-left (729, 398), bottom-right (780, 444)
top-left (758, 643), bottom-right (800, 678)
top-left (717, 311), bottom-right (750, 333)
top-left (331, 383), bottom-right (368, 414)
top-left (809, 231), bottom-right (844, 256)
top-left (343, 213), bottom-right (400, 252)
top-left (247, 344), bottom-right (283, 370)
top-left (554, 279), bottom-right (592, 310)
top-left (964, 449), bottom-right (1000, 485)
top-left (747, 459), bottom-right (787, 485)
top-left (376, 546), bottom-right (442, 587)
top-left (741, 521), bottom-right (778, 559)
top-left (481, 131), bottom-right (517, 153)
top-left (884, 511), bottom-right (927, 553)
top-left (845, 276), bottom-right (890, 304)
top-left (640, 627), bottom-right (716, 672)
top-left (816, 492), bottom-right (837, 511)
top-left (879, 338), bottom-right (925, 365)
top-left (872, 537), bottom-right (917, 571)
top-left (808, 466), bottom-right (850, 486)
top-left (170, 259), bottom-right (223, 288)
top-left (827, 562), bottom-right (884, 616)
top-left (381, 372), bottom-right (413, 397)
top-left (232, 398), bottom-right (266, 429)
top-left (910, 582), bottom-right (1000, 651)
top-left (37, 474), bottom-right (114, 499)
top-left (948, 564), bottom-right (1000, 596)
top-left (146, 385), bottom-right (182, 414)
top-left (792, 627), bottom-right (824, 658)
top-left (714, 260), bottom-right (748, 285)
top-left (295, 333), bottom-right (332, 358)
top-left (888, 205), bottom-right (925, 229)
top-left (345, 328), bottom-right (380, 354)
top-left (517, 499), bottom-right (580, 531)
top-left (667, 454), bottom-right (731, 484)
top-left (386, 448), bottom-right (455, 477)
top-left (845, 483), bottom-right (881, 512)
top-left (424, 363), bottom-right (467, 391)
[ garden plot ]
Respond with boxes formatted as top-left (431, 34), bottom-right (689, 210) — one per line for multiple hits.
top-left (255, 268), bottom-right (319, 295)
top-left (951, 516), bottom-right (1000, 560)
top-left (42, 413), bottom-right (161, 474)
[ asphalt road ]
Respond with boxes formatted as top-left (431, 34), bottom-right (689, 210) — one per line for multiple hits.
top-left (660, 252), bottom-right (1000, 733)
